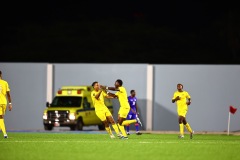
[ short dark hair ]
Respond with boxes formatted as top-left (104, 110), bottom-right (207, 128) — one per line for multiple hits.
top-left (0, 70), bottom-right (2, 75)
top-left (116, 79), bottom-right (123, 86)
top-left (177, 83), bottom-right (183, 88)
top-left (92, 81), bottom-right (98, 87)
top-left (130, 90), bottom-right (135, 94)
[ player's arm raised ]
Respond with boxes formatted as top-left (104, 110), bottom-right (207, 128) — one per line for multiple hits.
top-left (100, 85), bottom-right (120, 91)
top-left (106, 92), bottom-right (118, 99)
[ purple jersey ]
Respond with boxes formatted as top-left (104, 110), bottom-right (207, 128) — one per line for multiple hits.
top-left (128, 96), bottom-right (137, 114)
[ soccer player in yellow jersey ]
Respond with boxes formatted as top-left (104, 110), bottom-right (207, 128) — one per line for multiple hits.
top-left (101, 79), bottom-right (142, 139)
top-left (91, 81), bottom-right (121, 139)
top-left (172, 83), bottom-right (194, 139)
top-left (0, 70), bottom-right (12, 139)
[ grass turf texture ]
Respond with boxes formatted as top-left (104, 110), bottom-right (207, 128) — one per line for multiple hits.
top-left (0, 132), bottom-right (240, 160)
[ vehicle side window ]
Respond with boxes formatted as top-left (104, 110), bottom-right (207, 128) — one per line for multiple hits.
top-left (83, 97), bottom-right (90, 109)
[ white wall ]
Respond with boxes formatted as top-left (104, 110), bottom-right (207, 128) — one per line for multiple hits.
top-left (0, 63), bottom-right (48, 130)
top-left (153, 65), bottom-right (240, 131)
top-left (1, 63), bottom-right (240, 132)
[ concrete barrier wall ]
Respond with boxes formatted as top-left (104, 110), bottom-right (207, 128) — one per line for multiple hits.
top-left (1, 63), bottom-right (240, 132)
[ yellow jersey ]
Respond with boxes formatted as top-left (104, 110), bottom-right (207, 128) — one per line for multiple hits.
top-left (172, 90), bottom-right (190, 111)
top-left (0, 79), bottom-right (10, 105)
top-left (91, 90), bottom-right (108, 111)
top-left (116, 86), bottom-right (130, 109)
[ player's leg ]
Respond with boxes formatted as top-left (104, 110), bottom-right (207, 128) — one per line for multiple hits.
top-left (121, 119), bottom-right (137, 125)
top-left (183, 117), bottom-right (193, 133)
top-left (178, 115), bottom-right (184, 138)
top-left (116, 107), bottom-right (125, 138)
top-left (120, 107), bottom-right (138, 126)
top-left (121, 111), bottom-right (137, 126)
top-left (183, 115), bottom-right (194, 139)
top-left (178, 109), bottom-right (188, 138)
top-left (96, 110), bottom-right (113, 138)
top-left (106, 110), bottom-right (120, 137)
top-left (133, 114), bottom-right (141, 135)
top-left (125, 113), bottom-right (132, 135)
top-left (117, 107), bottom-right (130, 139)
top-left (0, 105), bottom-right (7, 138)
top-left (116, 113), bottom-right (122, 137)
top-left (117, 116), bottom-right (128, 139)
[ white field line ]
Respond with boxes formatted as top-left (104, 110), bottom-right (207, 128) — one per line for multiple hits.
top-left (0, 140), bottom-right (239, 144)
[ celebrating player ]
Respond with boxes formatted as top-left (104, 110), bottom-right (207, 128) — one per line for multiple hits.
top-left (101, 79), bottom-right (142, 139)
top-left (126, 90), bottom-right (142, 135)
top-left (172, 83), bottom-right (194, 139)
top-left (91, 81), bottom-right (121, 139)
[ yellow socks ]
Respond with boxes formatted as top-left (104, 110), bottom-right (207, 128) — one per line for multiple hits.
top-left (179, 123), bottom-right (184, 136)
top-left (118, 123), bottom-right (127, 137)
top-left (116, 119), bottom-right (138, 137)
top-left (105, 127), bottom-right (113, 135)
top-left (185, 123), bottom-right (193, 133)
top-left (121, 119), bottom-right (137, 126)
top-left (112, 124), bottom-right (120, 135)
top-left (0, 119), bottom-right (7, 136)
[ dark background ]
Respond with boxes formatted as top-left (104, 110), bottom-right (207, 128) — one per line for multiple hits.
top-left (1, 1), bottom-right (240, 64)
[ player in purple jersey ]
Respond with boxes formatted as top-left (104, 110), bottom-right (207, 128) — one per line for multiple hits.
top-left (126, 90), bottom-right (142, 135)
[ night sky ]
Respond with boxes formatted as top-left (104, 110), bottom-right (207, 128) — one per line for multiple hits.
top-left (2, 1), bottom-right (240, 64)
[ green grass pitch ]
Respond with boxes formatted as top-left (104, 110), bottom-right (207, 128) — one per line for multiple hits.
top-left (0, 132), bottom-right (240, 160)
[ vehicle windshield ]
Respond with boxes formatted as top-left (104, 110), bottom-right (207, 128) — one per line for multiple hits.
top-left (51, 96), bottom-right (82, 107)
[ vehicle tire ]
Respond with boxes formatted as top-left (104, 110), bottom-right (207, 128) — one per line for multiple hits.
top-left (76, 119), bottom-right (83, 130)
top-left (44, 125), bottom-right (53, 131)
top-left (98, 124), bottom-right (105, 130)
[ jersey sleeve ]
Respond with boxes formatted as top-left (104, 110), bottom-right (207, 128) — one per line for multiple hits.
top-left (6, 82), bottom-right (10, 92)
top-left (119, 87), bottom-right (123, 93)
top-left (115, 87), bottom-right (122, 97)
top-left (172, 92), bottom-right (177, 100)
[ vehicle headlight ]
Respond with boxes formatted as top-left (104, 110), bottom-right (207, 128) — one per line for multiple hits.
top-left (69, 113), bottom-right (76, 120)
top-left (43, 113), bottom-right (47, 120)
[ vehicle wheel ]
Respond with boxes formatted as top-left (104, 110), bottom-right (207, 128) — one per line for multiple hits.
top-left (44, 125), bottom-right (53, 131)
top-left (76, 119), bottom-right (83, 130)
top-left (98, 124), bottom-right (105, 130)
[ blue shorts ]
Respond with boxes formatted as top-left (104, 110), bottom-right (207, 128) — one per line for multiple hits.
top-left (126, 112), bottom-right (137, 120)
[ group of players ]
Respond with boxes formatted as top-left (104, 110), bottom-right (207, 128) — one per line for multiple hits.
top-left (91, 79), bottom-right (142, 139)
top-left (0, 69), bottom-right (193, 139)
top-left (91, 80), bottom-right (194, 140)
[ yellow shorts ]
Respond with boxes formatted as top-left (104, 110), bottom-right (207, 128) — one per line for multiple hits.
top-left (0, 104), bottom-right (6, 115)
top-left (95, 108), bottom-right (112, 121)
top-left (178, 109), bottom-right (187, 117)
top-left (118, 107), bottom-right (130, 118)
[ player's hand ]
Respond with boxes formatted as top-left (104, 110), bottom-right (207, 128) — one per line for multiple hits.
top-left (186, 101), bottom-right (191, 105)
top-left (8, 104), bottom-right (12, 111)
top-left (175, 96), bottom-right (180, 101)
top-left (100, 85), bottom-right (107, 90)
